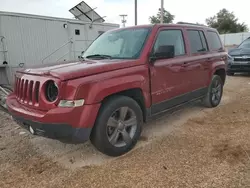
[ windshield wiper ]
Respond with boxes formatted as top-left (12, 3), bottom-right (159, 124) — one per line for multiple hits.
top-left (85, 54), bottom-right (112, 59)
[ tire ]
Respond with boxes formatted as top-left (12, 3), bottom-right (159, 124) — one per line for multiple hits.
top-left (202, 75), bottom-right (223, 108)
top-left (90, 96), bottom-right (143, 157)
top-left (227, 72), bottom-right (234, 76)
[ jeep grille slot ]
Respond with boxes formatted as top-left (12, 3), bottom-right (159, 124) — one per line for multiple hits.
top-left (20, 79), bottom-right (24, 100)
top-left (16, 78), bottom-right (40, 105)
top-left (34, 81), bottom-right (40, 103)
top-left (24, 80), bottom-right (28, 101)
top-left (28, 81), bottom-right (34, 103)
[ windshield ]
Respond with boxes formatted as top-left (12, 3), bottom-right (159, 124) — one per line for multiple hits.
top-left (83, 27), bottom-right (151, 59)
top-left (238, 38), bottom-right (250, 48)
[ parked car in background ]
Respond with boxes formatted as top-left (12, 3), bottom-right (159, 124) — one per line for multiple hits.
top-left (227, 37), bottom-right (250, 75)
top-left (6, 23), bottom-right (227, 157)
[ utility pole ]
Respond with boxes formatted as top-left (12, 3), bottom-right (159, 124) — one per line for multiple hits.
top-left (135, 0), bottom-right (137, 25)
top-left (119, 14), bottom-right (127, 27)
top-left (160, 0), bottom-right (164, 24)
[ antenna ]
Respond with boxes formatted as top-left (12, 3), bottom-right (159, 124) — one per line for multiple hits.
top-left (120, 14), bottom-right (127, 27)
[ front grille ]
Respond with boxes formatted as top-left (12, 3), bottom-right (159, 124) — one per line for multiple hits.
top-left (230, 64), bottom-right (250, 69)
top-left (233, 57), bottom-right (250, 62)
top-left (15, 77), bottom-right (40, 105)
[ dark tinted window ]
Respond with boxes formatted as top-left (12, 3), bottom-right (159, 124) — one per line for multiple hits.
top-left (207, 31), bottom-right (222, 50)
top-left (153, 30), bottom-right (185, 56)
top-left (75, 29), bottom-right (80, 35)
top-left (187, 30), bottom-right (208, 53)
top-left (199, 31), bottom-right (208, 51)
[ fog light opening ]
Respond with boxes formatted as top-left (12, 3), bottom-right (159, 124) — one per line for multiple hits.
top-left (29, 126), bottom-right (35, 135)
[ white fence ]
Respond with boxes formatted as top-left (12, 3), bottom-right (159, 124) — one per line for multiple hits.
top-left (220, 32), bottom-right (250, 47)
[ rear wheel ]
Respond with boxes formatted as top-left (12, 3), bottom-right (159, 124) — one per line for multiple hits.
top-left (90, 96), bottom-right (143, 157)
top-left (202, 75), bottom-right (223, 108)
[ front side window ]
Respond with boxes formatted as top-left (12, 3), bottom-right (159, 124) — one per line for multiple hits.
top-left (83, 28), bottom-right (151, 59)
top-left (153, 29), bottom-right (186, 56)
top-left (187, 30), bottom-right (208, 53)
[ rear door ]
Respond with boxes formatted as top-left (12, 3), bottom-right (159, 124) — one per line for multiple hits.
top-left (184, 28), bottom-right (210, 91)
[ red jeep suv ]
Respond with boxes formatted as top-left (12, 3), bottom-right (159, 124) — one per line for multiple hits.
top-left (7, 23), bottom-right (227, 156)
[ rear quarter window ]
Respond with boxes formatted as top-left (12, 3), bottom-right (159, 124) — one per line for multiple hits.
top-left (207, 31), bottom-right (222, 51)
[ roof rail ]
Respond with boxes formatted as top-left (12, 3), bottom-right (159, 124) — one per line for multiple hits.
top-left (177, 22), bottom-right (206, 26)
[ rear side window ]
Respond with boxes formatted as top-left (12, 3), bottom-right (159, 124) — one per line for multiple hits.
top-left (207, 31), bottom-right (222, 50)
top-left (153, 29), bottom-right (186, 56)
top-left (187, 30), bottom-right (208, 53)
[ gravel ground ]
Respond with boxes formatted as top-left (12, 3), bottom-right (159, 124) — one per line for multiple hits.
top-left (0, 75), bottom-right (250, 188)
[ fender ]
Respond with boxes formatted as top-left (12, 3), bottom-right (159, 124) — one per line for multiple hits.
top-left (64, 65), bottom-right (151, 108)
top-left (208, 56), bottom-right (227, 86)
top-left (211, 60), bottom-right (226, 74)
top-left (210, 52), bottom-right (227, 71)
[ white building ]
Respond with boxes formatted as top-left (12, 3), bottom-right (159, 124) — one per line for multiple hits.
top-left (0, 11), bottom-right (119, 85)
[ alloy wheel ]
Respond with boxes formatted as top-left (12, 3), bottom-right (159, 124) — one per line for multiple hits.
top-left (106, 106), bottom-right (137, 148)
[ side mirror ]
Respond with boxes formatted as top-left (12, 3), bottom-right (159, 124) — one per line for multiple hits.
top-left (150, 45), bottom-right (175, 63)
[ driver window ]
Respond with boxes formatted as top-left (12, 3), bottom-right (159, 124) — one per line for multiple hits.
top-left (153, 29), bottom-right (185, 56)
top-left (99, 38), bottom-right (124, 56)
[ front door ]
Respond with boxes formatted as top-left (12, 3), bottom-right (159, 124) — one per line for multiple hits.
top-left (150, 28), bottom-right (192, 114)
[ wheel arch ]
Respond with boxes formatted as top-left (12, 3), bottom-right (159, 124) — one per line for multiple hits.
top-left (100, 88), bottom-right (147, 122)
top-left (214, 68), bottom-right (226, 85)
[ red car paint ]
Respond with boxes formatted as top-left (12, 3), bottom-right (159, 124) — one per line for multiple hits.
top-left (6, 24), bottom-right (227, 141)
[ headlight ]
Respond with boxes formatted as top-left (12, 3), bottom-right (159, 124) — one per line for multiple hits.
top-left (45, 80), bottom-right (58, 102)
top-left (227, 54), bottom-right (234, 60)
top-left (227, 54), bottom-right (234, 64)
top-left (58, 99), bottom-right (85, 107)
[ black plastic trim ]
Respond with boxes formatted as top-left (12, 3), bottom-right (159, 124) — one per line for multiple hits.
top-left (11, 114), bottom-right (92, 143)
top-left (151, 87), bottom-right (208, 115)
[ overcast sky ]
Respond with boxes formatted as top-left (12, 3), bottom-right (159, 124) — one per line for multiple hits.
top-left (1, 0), bottom-right (250, 27)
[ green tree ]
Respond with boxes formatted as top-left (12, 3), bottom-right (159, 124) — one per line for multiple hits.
top-left (149, 8), bottom-right (175, 24)
top-left (206, 8), bottom-right (248, 34)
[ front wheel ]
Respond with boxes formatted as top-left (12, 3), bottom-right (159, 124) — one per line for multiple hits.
top-left (90, 96), bottom-right (143, 157)
top-left (202, 75), bottom-right (223, 108)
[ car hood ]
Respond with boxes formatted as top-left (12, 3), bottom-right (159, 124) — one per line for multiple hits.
top-left (228, 48), bottom-right (250, 56)
top-left (17, 59), bottom-right (140, 81)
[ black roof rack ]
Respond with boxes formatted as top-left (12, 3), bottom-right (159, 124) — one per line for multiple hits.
top-left (177, 22), bottom-right (206, 26)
